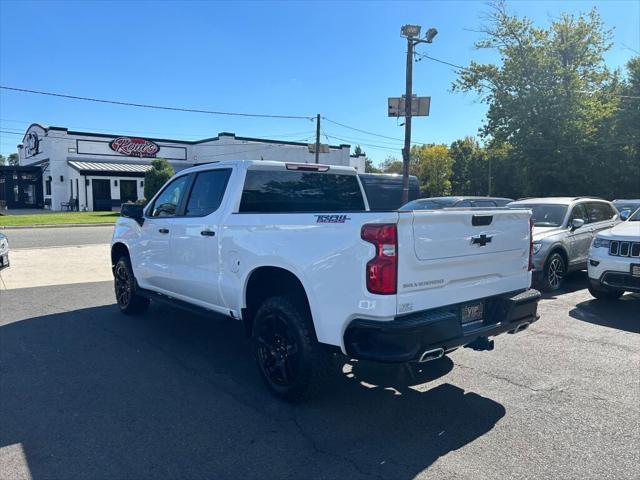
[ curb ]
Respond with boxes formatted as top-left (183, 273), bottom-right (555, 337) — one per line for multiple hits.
top-left (0, 223), bottom-right (116, 230)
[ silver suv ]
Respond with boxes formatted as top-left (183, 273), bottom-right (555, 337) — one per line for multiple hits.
top-left (509, 197), bottom-right (620, 291)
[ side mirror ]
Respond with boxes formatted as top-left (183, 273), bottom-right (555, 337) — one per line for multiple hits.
top-left (570, 218), bottom-right (585, 230)
top-left (121, 203), bottom-right (145, 226)
top-left (619, 210), bottom-right (630, 221)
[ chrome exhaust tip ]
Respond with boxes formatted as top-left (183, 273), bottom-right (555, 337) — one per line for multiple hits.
top-left (419, 348), bottom-right (445, 363)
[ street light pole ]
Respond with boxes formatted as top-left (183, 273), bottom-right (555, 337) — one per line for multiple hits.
top-left (400, 25), bottom-right (437, 205)
top-left (402, 40), bottom-right (414, 205)
top-left (315, 114), bottom-right (320, 164)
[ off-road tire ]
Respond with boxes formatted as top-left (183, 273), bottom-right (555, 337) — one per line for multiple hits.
top-left (252, 295), bottom-right (331, 402)
top-left (587, 280), bottom-right (624, 300)
top-left (114, 256), bottom-right (150, 315)
top-left (541, 252), bottom-right (566, 292)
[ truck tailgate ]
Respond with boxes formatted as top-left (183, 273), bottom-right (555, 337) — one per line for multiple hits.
top-left (396, 209), bottom-right (531, 314)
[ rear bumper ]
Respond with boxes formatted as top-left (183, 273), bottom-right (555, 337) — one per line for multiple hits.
top-left (344, 289), bottom-right (541, 363)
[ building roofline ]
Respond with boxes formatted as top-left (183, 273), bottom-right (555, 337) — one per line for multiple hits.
top-left (22, 125), bottom-right (351, 150)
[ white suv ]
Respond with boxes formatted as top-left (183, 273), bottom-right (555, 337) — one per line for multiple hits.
top-left (588, 208), bottom-right (640, 299)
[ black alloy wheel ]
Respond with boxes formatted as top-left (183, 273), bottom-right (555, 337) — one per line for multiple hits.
top-left (543, 252), bottom-right (566, 292)
top-left (255, 312), bottom-right (301, 388)
top-left (252, 295), bottom-right (332, 402)
top-left (114, 256), bottom-right (150, 315)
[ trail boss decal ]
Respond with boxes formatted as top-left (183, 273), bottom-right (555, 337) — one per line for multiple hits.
top-left (109, 137), bottom-right (160, 158)
top-left (315, 214), bottom-right (351, 224)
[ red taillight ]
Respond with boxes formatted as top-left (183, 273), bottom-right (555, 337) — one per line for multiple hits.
top-left (528, 217), bottom-right (534, 271)
top-left (361, 223), bottom-right (397, 295)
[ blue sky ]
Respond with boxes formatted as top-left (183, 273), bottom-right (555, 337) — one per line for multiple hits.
top-left (1, 0), bottom-right (638, 165)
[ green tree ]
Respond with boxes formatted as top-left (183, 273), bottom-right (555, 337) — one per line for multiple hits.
top-left (449, 137), bottom-right (489, 195)
top-left (453, 1), bottom-right (628, 197)
top-left (380, 156), bottom-right (404, 174)
top-left (364, 158), bottom-right (381, 173)
top-left (144, 158), bottom-right (174, 201)
top-left (8, 153), bottom-right (19, 166)
top-left (411, 144), bottom-right (453, 196)
top-left (354, 145), bottom-right (381, 173)
top-left (0, 154), bottom-right (5, 166)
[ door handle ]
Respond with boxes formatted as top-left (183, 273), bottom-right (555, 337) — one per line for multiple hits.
top-left (200, 230), bottom-right (216, 237)
top-left (158, 228), bottom-right (169, 234)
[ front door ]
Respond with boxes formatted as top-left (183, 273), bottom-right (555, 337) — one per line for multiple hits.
top-left (92, 179), bottom-right (112, 211)
top-left (169, 168), bottom-right (232, 309)
top-left (132, 174), bottom-right (192, 293)
top-left (119, 180), bottom-right (138, 204)
top-left (567, 203), bottom-right (591, 269)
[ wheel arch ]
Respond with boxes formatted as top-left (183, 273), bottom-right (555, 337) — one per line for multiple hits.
top-left (242, 266), bottom-right (314, 338)
top-left (111, 242), bottom-right (130, 272)
top-left (546, 245), bottom-right (569, 269)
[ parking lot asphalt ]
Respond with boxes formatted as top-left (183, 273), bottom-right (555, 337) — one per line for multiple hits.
top-left (0, 225), bottom-right (114, 249)
top-left (1, 267), bottom-right (638, 480)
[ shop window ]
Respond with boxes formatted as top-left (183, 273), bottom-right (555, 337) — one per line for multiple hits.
top-left (45, 178), bottom-right (52, 195)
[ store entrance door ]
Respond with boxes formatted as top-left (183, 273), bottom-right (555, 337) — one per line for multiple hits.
top-left (92, 179), bottom-right (112, 211)
top-left (0, 166), bottom-right (43, 209)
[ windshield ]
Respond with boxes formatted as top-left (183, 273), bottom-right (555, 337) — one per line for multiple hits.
top-left (399, 198), bottom-right (455, 210)
top-left (629, 208), bottom-right (640, 221)
top-left (513, 204), bottom-right (568, 227)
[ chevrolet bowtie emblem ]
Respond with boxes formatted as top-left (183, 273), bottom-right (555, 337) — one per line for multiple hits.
top-left (471, 234), bottom-right (493, 247)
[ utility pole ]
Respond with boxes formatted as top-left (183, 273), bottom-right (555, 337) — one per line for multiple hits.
top-left (315, 114), bottom-right (321, 164)
top-left (399, 25), bottom-right (438, 204)
top-left (401, 41), bottom-right (414, 204)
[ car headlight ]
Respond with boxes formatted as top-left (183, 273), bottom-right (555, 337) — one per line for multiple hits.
top-left (532, 243), bottom-right (542, 255)
top-left (592, 237), bottom-right (610, 249)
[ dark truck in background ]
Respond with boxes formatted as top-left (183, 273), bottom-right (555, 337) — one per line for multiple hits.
top-left (358, 173), bottom-right (420, 211)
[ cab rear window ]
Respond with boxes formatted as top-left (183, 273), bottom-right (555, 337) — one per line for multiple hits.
top-left (239, 169), bottom-right (366, 213)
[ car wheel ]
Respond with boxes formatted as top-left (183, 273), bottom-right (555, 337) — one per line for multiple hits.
top-left (114, 256), bottom-right (150, 315)
top-left (587, 280), bottom-right (624, 300)
top-left (252, 295), bottom-right (331, 402)
top-left (542, 252), bottom-right (566, 292)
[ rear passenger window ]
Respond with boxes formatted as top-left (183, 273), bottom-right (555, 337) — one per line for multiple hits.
top-left (457, 201), bottom-right (472, 207)
top-left (185, 169), bottom-right (231, 217)
top-left (239, 169), bottom-right (366, 213)
top-left (586, 202), bottom-right (614, 223)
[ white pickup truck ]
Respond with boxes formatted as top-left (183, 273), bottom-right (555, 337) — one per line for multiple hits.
top-left (111, 160), bottom-right (540, 401)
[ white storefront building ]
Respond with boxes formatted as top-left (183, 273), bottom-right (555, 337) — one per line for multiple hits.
top-left (17, 123), bottom-right (365, 211)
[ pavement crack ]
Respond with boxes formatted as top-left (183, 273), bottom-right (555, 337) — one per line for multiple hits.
top-left (455, 363), bottom-right (559, 394)
top-left (290, 408), bottom-right (387, 480)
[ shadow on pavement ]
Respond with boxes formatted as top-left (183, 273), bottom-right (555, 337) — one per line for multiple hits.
top-left (0, 302), bottom-right (506, 479)
top-left (569, 293), bottom-right (640, 334)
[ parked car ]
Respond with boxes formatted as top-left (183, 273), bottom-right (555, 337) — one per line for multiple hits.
top-left (612, 199), bottom-right (640, 221)
top-left (508, 197), bottom-right (620, 291)
top-left (587, 208), bottom-right (640, 299)
top-left (357, 173), bottom-right (420, 211)
top-left (400, 196), bottom-right (513, 210)
top-left (111, 160), bottom-right (540, 401)
top-left (0, 232), bottom-right (9, 271)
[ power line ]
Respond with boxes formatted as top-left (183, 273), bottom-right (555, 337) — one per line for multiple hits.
top-left (0, 86), bottom-right (315, 120)
top-left (414, 52), bottom-right (640, 100)
top-left (0, 118), bottom-right (316, 141)
top-left (322, 117), bottom-right (430, 145)
top-left (414, 52), bottom-right (472, 72)
top-left (323, 133), bottom-right (400, 152)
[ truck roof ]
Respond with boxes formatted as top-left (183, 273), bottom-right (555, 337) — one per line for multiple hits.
top-left (182, 159), bottom-right (358, 176)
